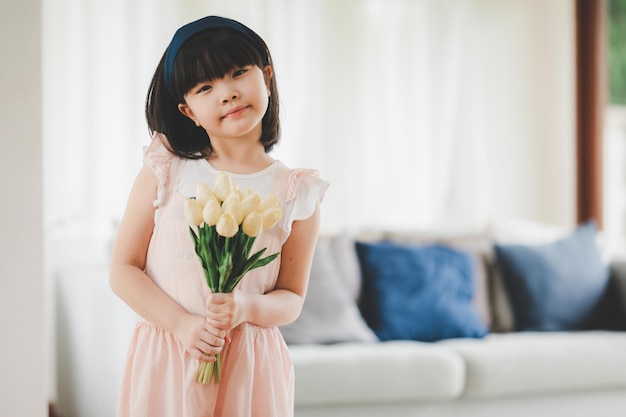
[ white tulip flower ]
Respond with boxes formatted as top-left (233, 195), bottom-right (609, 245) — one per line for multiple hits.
top-left (213, 172), bottom-right (232, 201)
top-left (242, 211), bottom-right (263, 237)
top-left (202, 198), bottom-right (222, 226)
top-left (216, 212), bottom-right (239, 238)
top-left (262, 207), bottom-right (283, 229)
top-left (196, 183), bottom-right (214, 206)
top-left (241, 194), bottom-right (261, 217)
top-left (184, 198), bottom-right (204, 227)
top-left (222, 191), bottom-right (244, 224)
top-left (258, 194), bottom-right (279, 212)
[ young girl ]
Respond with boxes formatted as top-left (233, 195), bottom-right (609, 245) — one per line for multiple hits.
top-left (109, 16), bottom-right (327, 417)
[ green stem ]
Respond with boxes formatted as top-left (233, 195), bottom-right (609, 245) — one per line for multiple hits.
top-left (214, 353), bottom-right (221, 383)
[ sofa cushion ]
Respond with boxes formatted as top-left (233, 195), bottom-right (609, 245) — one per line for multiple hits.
top-left (279, 236), bottom-right (378, 344)
top-left (494, 222), bottom-right (610, 331)
top-left (488, 218), bottom-right (576, 333)
top-left (383, 231), bottom-right (494, 329)
top-left (441, 331), bottom-right (626, 398)
top-left (289, 340), bottom-right (465, 406)
top-left (355, 241), bottom-right (488, 342)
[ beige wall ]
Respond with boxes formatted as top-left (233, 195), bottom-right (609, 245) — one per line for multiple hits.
top-left (477, 0), bottom-right (576, 226)
top-left (0, 0), bottom-right (46, 415)
top-left (488, 0), bottom-right (576, 225)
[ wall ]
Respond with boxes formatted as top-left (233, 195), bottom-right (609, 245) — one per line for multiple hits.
top-left (0, 0), bottom-right (46, 416)
top-left (478, 0), bottom-right (576, 226)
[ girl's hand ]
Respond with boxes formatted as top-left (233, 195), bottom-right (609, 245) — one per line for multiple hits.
top-left (174, 313), bottom-right (226, 362)
top-left (206, 292), bottom-right (247, 332)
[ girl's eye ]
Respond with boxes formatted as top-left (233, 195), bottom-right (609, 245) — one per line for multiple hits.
top-left (196, 84), bottom-right (212, 93)
top-left (233, 68), bottom-right (248, 77)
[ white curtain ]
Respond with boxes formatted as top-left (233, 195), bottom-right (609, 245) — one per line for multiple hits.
top-left (44, 0), bottom-right (488, 247)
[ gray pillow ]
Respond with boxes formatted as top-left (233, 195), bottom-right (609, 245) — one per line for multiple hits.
top-left (279, 236), bottom-right (378, 344)
top-left (329, 234), bottom-right (363, 301)
top-left (494, 222), bottom-right (609, 331)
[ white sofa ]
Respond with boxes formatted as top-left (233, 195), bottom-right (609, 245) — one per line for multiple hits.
top-left (290, 332), bottom-right (626, 417)
top-left (281, 226), bottom-right (626, 417)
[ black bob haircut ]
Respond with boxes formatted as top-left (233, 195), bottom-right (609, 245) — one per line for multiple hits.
top-left (145, 28), bottom-right (280, 159)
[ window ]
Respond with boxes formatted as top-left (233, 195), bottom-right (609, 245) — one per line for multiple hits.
top-left (604, 0), bottom-right (626, 254)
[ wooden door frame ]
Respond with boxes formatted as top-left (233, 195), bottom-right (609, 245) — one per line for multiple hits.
top-left (576, 0), bottom-right (607, 227)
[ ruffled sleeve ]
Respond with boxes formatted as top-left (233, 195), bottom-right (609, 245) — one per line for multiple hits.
top-left (284, 168), bottom-right (329, 223)
top-left (143, 132), bottom-right (174, 210)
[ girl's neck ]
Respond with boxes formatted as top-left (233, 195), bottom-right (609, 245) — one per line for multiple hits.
top-left (207, 142), bottom-right (274, 175)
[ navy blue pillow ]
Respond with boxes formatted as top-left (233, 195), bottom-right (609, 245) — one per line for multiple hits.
top-left (355, 242), bottom-right (488, 342)
top-left (494, 222), bottom-right (610, 331)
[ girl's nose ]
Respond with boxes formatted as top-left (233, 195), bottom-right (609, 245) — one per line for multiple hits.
top-left (221, 91), bottom-right (239, 104)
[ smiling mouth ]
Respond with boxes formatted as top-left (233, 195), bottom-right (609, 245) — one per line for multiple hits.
top-left (222, 106), bottom-right (249, 119)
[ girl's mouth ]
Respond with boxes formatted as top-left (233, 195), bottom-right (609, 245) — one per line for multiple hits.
top-left (222, 106), bottom-right (249, 119)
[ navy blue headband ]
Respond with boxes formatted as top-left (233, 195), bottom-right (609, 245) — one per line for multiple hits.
top-left (163, 16), bottom-right (268, 99)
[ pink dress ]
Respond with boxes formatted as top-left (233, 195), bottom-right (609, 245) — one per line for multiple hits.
top-left (116, 134), bottom-right (328, 417)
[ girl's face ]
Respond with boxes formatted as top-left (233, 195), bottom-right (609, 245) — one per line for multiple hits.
top-left (178, 65), bottom-right (272, 144)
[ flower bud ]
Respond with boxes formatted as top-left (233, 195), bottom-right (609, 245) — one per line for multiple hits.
top-left (224, 203), bottom-right (244, 225)
top-left (216, 212), bottom-right (239, 238)
top-left (258, 194), bottom-right (279, 212)
top-left (184, 198), bottom-right (204, 227)
top-left (202, 198), bottom-right (222, 226)
top-left (196, 183), bottom-right (214, 206)
top-left (222, 189), bottom-right (240, 207)
top-left (222, 191), bottom-right (244, 224)
top-left (213, 172), bottom-right (232, 201)
top-left (239, 187), bottom-right (254, 199)
top-left (242, 211), bottom-right (263, 237)
top-left (262, 207), bottom-right (283, 229)
top-left (241, 194), bottom-right (261, 217)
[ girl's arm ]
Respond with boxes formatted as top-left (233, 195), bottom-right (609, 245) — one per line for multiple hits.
top-left (109, 164), bottom-right (225, 360)
top-left (206, 205), bottom-right (321, 329)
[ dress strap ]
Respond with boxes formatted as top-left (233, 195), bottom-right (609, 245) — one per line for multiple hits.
top-left (144, 132), bottom-right (187, 220)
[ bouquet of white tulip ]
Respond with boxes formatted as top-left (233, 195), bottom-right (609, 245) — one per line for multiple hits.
top-left (184, 172), bottom-right (283, 384)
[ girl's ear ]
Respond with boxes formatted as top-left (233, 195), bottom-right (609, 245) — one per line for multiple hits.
top-left (178, 103), bottom-right (193, 119)
top-left (263, 65), bottom-right (273, 93)
top-left (178, 103), bottom-right (201, 127)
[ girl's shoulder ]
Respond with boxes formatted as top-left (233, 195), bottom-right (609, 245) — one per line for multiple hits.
top-left (276, 162), bottom-right (329, 222)
top-left (143, 131), bottom-right (183, 176)
top-left (279, 164), bottom-right (326, 201)
top-left (144, 131), bottom-right (174, 161)
top-left (143, 132), bottom-right (186, 203)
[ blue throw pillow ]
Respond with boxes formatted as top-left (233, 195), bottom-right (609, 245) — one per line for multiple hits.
top-left (494, 221), bottom-right (610, 331)
top-left (355, 242), bottom-right (489, 342)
